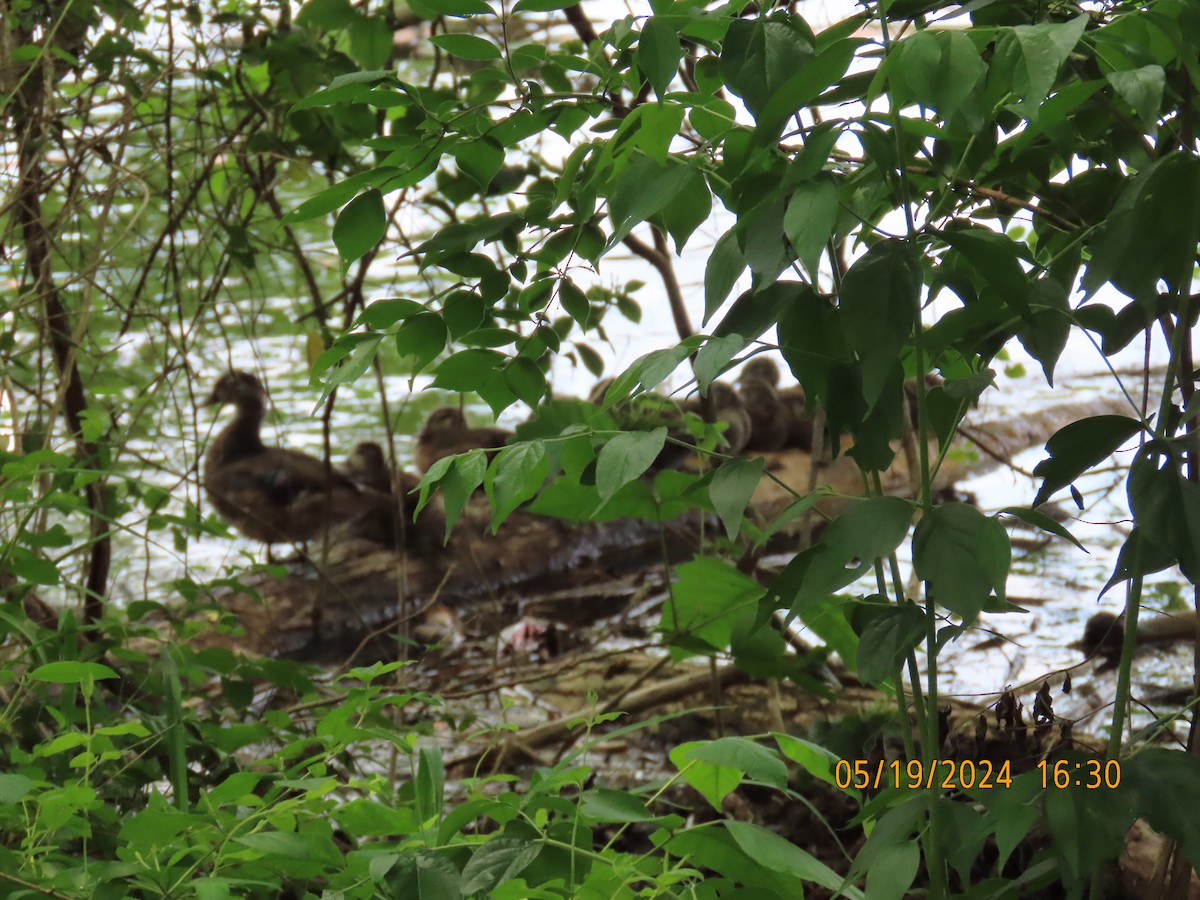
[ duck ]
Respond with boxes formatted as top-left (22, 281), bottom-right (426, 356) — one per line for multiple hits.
top-left (203, 371), bottom-right (365, 545)
top-left (1074, 610), bottom-right (1199, 666)
top-left (342, 441), bottom-right (446, 551)
top-left (738, 358), bottom-right (814, 451)
top-left (416, 407), bottom-right (511, 473)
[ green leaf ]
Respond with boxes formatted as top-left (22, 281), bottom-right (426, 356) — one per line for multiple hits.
top-left (726, 820), bottom-right (854, 890)
top-left (580, 788), bottom-right (660, 824)
top-left (1081, 151), bottom-right (1200, 301)
top-left (661, 556), bottom-right (763, 653)
top-left (839, 240), bottom-right (921, 411)
top-left (752, 37), bottom-right (859, 141)
top-left (441, 450), bottom-right (488, 540)
top-left (442, 291), bottom-right (486, 337)
top-left (419, 0), bottom-right (495, 15)
top-left (774, 734), bottom-right (842, 789)
top-left (8, 549), bottom-right (60, 585)
top-left (659, 164), bottom-right (711, 253)
top-left (999, 506), bottom-right (1085, 552)
top-left (703, 228), bottom-right (746, 325)
top-left (912, 503), bottom-right (1010, 623)
top-left (1004, 14), bottom-right (1089, 117)
top-left (487, 441), bottom-right (548, 530)
top-left (1107, 65), bottom-right (1165, 126)
top-left (415, 747), bottom-right (444, 825)
top-left (595, 428), bottom-right (666, 503)
top-left (429, 33), bottom-right (501, 61)
top-left (865, 841), bottom-right (920, 900)
top-left (297, 0), bottom-right (355, 30)
top-left (356, 298), bottom-right (425, 330)
top-left (348, 16), bottom-right (392, 70)
top-left (453, 137), bottom-right (505, 190)
top-left (713, 281), bottom-right (811, 345)
top-left (1101, 527), bottom-right (1176, 597)
top-left (558, 280), bottom-right (591, 328)
top-left (670, 740), bottom-right (745, 810)
top-left (1128, 440), bottom-right (1200, 582)
top-left (710, 457), bottom-right (765, 539)
top-left (332, 189), bottom-right (386, 264)
top-left (783, 176), bottom-right (838, 279)
top-left (690, 738), bottom-right (787, 789)
top-left (394, 313), bottom-right (448, 372)
top-left (1125, 749), bottom-right (1200, 873)
top-left (693, 333), bottom-right (745, 391)
top-left (856, 600), bottom-right (927, 684)
top-left (1017, 277), bottom-right (1071, 386)
top-left (765, 496), bottom-right (913, 617)
top-left (30, 661), bottom-right (119, 684)
top-left (0, 774), bottom-right (35, 804)
top-left (1043, 761), bottom-right (1135, 883)
top-left (333, 798), bottom-right (419, 837)
top-left (512, 0), bottom-right (579, 10)
top-left (432, 349), bottom-right (506, 391)
top-left (637, 18), bottom-right (681, 97)
top-left (721, 18), bottom-right (814, 117)
top-left (1032, 415), bottom-right (1143, 507)
top-left (606, 155), bottom-right (695, 249)
top-left (502, 358), bottom-right (547, 407)
top-left (891, 30), bottom-right (982, 118)
top-left (460, 837), bottom-right (540, 895)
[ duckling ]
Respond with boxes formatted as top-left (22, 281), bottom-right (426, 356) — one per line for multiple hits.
top-left (740, 357), bottom-right (781, 387)
top-left (343, 441), bottom-right (393, 493)
top-left (779, 386), bottom-right (814, 451)
top-left (203, 372), bottom-right (364, 545)
top-left (739, 358), bottom-right (813, 451)
top-left (343, 441), bottom-right (446, 551)
top-left (416, 407), bottom-right (511, 473)
top-left (736, 379), bottom-right (790, 452)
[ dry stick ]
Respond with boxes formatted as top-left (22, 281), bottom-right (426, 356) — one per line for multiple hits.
top-left (11, 46), bottom-right (110, 625)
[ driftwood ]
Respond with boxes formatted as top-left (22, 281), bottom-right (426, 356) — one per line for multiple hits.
top-left (192, 393), bottom-right (1130, 663)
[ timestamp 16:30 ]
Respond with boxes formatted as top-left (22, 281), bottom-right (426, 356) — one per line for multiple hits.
top-left (834, 757), bottom-right (1122, 791)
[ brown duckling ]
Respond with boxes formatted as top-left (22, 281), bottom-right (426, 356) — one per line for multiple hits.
top-left (778, 386), bottom-right (814, 451)
top-left (740, 358), bottom-right (815, 451)
top-left (343, 441), bottom-right (446, 551)
top-left (1075, 610), bottom-right (1199, 667)
top-left (416, 407), bottom-right (511, 473)
top-left (343, 441), bottom-right (393, 493)
top-left (203, 371), bottom-right (366, 545)
top-left (740, 357), bottom-right (782, 387)
top-left (736, 378), bottom-right (790, 452)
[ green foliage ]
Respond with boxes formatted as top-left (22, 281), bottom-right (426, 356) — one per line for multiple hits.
top-left (5, 0), bottom-right (1200, 892)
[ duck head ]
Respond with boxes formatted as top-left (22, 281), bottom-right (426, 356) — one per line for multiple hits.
top-left (205, 371), bottom-right (266, 408)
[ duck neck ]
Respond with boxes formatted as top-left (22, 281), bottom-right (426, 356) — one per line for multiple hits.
top-left (213, 396), bottom-right (266, 462)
